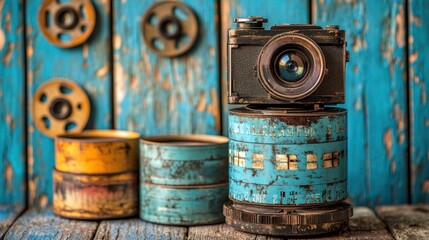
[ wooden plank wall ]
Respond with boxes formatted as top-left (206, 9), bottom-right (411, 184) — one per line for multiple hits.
top-left (314, 0), bottom-right (409, 206)
top-left (25, 0), bottom-right (112, 208)
top-left (0, 0), bottom-right (26, 207)
top-left (408, 0), bottom-right (429, 203)
top-left (0, 0), bottom-right (428, 208)
top-left (113, 0), bottom-right (220, 136)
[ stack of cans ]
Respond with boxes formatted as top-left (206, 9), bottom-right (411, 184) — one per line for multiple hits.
top-left (140, 135), bottom-right (229, 225)
top-left (53, 130), bottom-right (140, 219)
top-left (223, 106), bottom-right (352, 236)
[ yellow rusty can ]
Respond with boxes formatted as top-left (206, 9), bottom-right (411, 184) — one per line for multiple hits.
top-left (55, 130), bottom-right (140, 174)
top-left (53, 169), bottom-right (138, 219)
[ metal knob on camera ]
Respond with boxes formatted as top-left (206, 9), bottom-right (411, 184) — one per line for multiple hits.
top-left (224, 16), bottom-right (352, 237)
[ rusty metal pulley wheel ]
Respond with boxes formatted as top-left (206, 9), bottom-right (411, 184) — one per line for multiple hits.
top-left (142, 1), bottom-right (199, 57)
top-left (38, 0), bottom-right (96, 48)
top-left (32, 79), bottom-right (90, 138)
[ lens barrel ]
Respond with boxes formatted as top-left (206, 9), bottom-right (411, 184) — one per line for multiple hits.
top-left (224, 106), bottom-right (352, 236)
top-left (258, 33), bottom-right (326, 101)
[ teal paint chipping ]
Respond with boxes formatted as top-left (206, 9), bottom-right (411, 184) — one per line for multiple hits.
top-left (113, 0), bottom-right (221, 135)
top-left (0, 0), bottom-right (25, 206)
top-left (228, 107), bottom-right (347, 205)
top-left (313, 0), bottom-right (408, 206)
top-left (25, 0), bottom-right (112, 207)
top-left (409, 0), bottom-right (429, 203)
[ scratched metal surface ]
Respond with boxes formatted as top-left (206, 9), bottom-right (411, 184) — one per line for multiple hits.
top-left (113, 0), bottom-right (220, 135)
top-left (219, 0), bottom-right (310, 136)
top-left (408, 0), bottom-right (429, 203)
top-left (140, 183), bottom-right (228, 226)
top-left (25, 0), bottom-right (112, 208)
top-left (313, 0), bottom-right (408, 206)
top-left (140, 139), bottom-right (228, 185)
top-left (228, 107), bottom-right (347, 205)
top-left (0, 0), bottom-right (25, 206)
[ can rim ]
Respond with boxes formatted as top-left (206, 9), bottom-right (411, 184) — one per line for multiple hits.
top-left (56, 129), bottom-right (140, 142)
top-left (230, 106), bottom-right (346, 117)
top-left (140, 134), bottom-right (229, 146)
top-left (143, 181), bottom-right (229, 189)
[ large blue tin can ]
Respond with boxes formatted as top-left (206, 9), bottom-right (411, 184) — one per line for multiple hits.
top-left (228, 106), bottom-right (347, 205)
top-left (140, 135), bottom-right (229, 225)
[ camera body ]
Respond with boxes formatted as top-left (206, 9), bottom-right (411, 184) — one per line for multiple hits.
top-left (227, 17), bottom-right (348, 105)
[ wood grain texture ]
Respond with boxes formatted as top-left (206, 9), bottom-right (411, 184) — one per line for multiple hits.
top-left (4, 208), bottom-right (98, 240)
top-left (313, 0), bottom-right (408, 206)
top-left (219, 0), bottom-right (310, 135)
top-left (94, 219), bottom-right (187, 240)
top-left (113, 0), bottom-right (220, 136)
top-left (408, 0), bottom-right (429, 203)
top-left (188, 223), bottom-right (281, 240)
top-left (376, 205), bottom-right (429, 239)
top-left (25, 0), bottom-right (112, 208)
top-left (0, 0), bottom-right (26, 206)
top-left (0, 206), bottom-right (23, 239)
top-left (292, 207), bottom-right (393, 240)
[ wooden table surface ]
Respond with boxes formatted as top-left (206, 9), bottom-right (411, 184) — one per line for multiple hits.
top-left (0, 205), bottom-right (428, 240)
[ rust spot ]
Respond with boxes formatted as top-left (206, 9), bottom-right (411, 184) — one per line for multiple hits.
top-left (28, 145), bottom-right (34, 175)
top-left (390, 160), bottom-right (396, 173)
top-left (161, 76), bottom-right (170, 90)
top-left (39, 194), bottom-right (48, 209)
top-left (196, 91), bottom-right (206, 112)
top-left (113, 34), bottom-right (122, 49)
top-left (422, 180), bottom-right (429, 193)
top-left (168, 94), bottom-right (174, 110)
top-left (96, 64), bottom-right (109, 78)
top-left (207, 87), bottom-right (221, 132)
top-left (398, 133), bottom-right (405, 145)
top-left (4, 162), bottom-right (12, 190)
top-left (383, 129), bottom-right (393, 159)
top-left (2, 43), bottom-right (13, 64)
top-left (130, 75), bottom-right (138, 89)
top-left (411, 15), bottom-right (422, 26)
top-left (354, 98), bottom-right (361, 111)
top-left (410, 52), bottom-right (418, 63)
top-left (395, 5), bottom-right (405, 47)
top-left (421, 82), bottom-right (427, 105)
top-left (393, 104), bottom-right (404, 132)
top-left (28, 177), bottom-right (37, 206)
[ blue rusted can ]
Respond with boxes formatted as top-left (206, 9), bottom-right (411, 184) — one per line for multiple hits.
top-left (140, 135), bottom-right (229, 185)
top-left (141, 183), bottom-right (228, 225)
top-left (140, 135), bottom-right (229, 225)
top-left (228, 106), bottom-right (347, 205)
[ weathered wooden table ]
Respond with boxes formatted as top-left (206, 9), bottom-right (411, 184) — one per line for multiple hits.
top-left (0, 205), bottom-right (428, 239)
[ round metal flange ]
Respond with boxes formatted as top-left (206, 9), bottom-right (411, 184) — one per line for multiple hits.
top-left (142, 1), bottom-right (199, 57)
top-left (38, 0), bottom-right (96, 48)
top-left (32, 79), bottom-right (90, 138)
top-left (224, 201), bottom-right (352, 236)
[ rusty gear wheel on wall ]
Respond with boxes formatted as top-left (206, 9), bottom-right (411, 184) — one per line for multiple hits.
top-left (38, 0), bottom-right (96, 48)
top-left (142, 1), bottom-right (199, 57)
top-left (32, 79), bottom-right (90, 138)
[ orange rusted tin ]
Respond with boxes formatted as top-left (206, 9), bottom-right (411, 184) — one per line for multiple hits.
top-left (53, 169), bottom-right (138, 219)
top-left (55, 130), bottom-right (140, 174)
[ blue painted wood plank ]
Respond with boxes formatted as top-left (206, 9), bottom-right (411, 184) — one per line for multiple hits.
top-left (219, 0), bottom-right (310, 136)
top-left (114, 0), bottom-right (220, 135)
top-left (94, 219), bottom-right (188, 240)
top-left (313, 0), bottom-right (408, 206)
top-left (0, 0), bottom-right (26, 207)
top-left (25, 0), bottom-right (112, 208)
top-left (409, 0), bottom-right (429, 203)
top-left (0, 205), bottom-right (23, 238)
top-left (5, 208), bottom-right (98, 240)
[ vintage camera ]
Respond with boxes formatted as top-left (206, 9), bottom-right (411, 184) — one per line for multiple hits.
top-left (227, 16), bottom-right (348, 105)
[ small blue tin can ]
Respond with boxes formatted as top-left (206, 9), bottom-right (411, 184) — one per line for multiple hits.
top-left (140, 135), bottom-right (229, 225)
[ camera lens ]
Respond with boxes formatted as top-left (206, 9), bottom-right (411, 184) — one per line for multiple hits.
top-left (276, 51), bottom-right (307, 82)
top-left (258, 33), bottom-right (326, 101)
